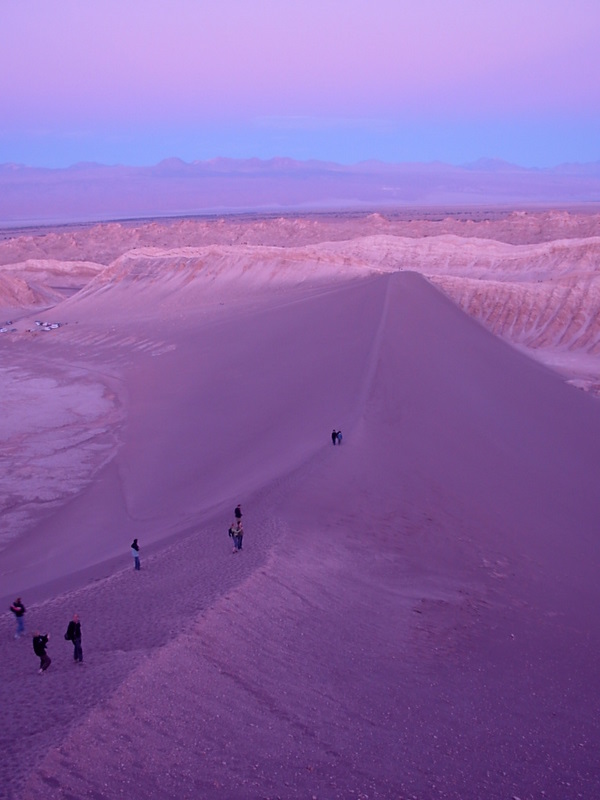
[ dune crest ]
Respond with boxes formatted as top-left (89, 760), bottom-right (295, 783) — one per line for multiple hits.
top-left (58, 231), bottom-right (600, 384)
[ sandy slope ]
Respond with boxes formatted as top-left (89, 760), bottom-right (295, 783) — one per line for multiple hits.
top-left (1, 242), bottom-right (600, 799)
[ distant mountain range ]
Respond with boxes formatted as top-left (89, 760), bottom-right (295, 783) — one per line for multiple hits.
top-left (1, 157), bottom-right (599, 226)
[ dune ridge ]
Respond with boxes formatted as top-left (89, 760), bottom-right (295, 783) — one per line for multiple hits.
top-left (48, 232), bottom-right (600, 385)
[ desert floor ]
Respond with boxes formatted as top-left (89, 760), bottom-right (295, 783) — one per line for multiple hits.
top-left (1, 209), bottom-right (600, 799)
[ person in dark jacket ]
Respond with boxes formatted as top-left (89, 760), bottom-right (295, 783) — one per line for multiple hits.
top-left (131, 538), bottom-right (141, 570)
top-left (331, 429), bottom-right (338, 445)
top-left (234, 504), bottom-right (242, 521)
top-left (65, 613), bottom-right (83, 663)
top-left (10, 597), bottom-right (26, 638)
top-left (33, 632), bottom-right (51, 673)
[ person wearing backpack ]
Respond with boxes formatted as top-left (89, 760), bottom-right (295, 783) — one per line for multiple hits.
top-left (64, 613), bottom-right (83, 663)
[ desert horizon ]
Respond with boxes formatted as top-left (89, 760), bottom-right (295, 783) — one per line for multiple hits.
top-left (2, 157), bottom-right (600, 227)
top-left (1, 205), bottom-right (600, 799)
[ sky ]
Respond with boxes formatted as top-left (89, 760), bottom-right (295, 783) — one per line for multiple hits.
top-left (1, 0), bottom-right (599, 168)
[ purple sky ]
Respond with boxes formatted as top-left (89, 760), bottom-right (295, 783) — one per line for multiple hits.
top-left (1, 0), bottom-right (599, 168)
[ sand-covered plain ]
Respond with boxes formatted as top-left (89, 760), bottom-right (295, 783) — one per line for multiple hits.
top-left (1, 210), bottom-right (600, 799)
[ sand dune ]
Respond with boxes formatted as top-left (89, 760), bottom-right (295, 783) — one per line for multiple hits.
top-left (1, 212), bottom-right (600, 798)
top-left (57, 232), bottom-right (600, 389)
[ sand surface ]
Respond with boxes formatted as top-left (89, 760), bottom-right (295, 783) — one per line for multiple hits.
top-left (1, 210), bottom-right (600, 799)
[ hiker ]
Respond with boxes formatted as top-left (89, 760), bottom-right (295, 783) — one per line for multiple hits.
top-left (65, 613), bottom-right (83, 663)
top-left (234, 504), bottom-right (242, 521)
top-left (337, 430), bottom-right (343, 445)
top-left (234, 520), bottom-right (244, 552)
top-left (229, 522), bottom-right (237, 553)
top-left (331, 429), bottom-right (338, 445)
top-left (10, 597), bottom-right (26, 638)
top-left (33, 632), bottom-right (51, 674)
top-left (131, 538), bottom-right (141, 570)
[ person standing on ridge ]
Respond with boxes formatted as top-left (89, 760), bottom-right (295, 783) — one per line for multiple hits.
top-left (331, 429), bottom-right (338, 445)
top-left (131, 538), bottom-right (141, 570)
top-left (65, 613), bottom-right (83, 663)
top-left (10, 597), bottom-right (26, 638)
top-left (33, 631), bottom-right (51, 674)
top-left (234, 519), bottom-right (244, 552)
top-left (229, 522), bottom-right (237, 553)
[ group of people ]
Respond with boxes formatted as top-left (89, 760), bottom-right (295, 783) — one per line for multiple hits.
top-left (229, 503), bottom-right (244, 552)
top-left (10, 599), bottom-right (83, 673)
top-left (129, 504), bottom-right (249, 562)
top-left (12, 503), bottom-right (251, 674)
top-left (11, 421), bottom-right (345, 670)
